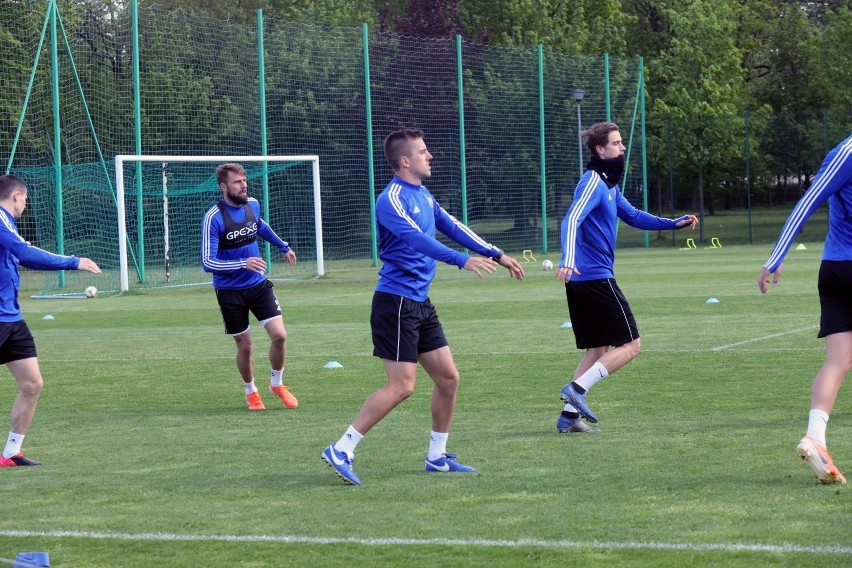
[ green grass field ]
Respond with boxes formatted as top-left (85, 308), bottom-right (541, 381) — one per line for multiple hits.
top-left (1, 243), bottom-right (850, 567)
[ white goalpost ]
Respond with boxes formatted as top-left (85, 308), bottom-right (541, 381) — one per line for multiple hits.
top-left (114, 155), bottom-right (324, 292)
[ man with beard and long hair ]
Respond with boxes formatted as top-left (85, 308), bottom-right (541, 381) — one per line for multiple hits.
top-left (554, 122), bottom-right (697, 433)
top-left (201, 163), bottom-right (298, 411)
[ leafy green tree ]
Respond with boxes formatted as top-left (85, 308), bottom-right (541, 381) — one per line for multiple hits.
top-left (0, 2), bottom-right (44, 169)
top-left (644, 0), bottom-right (745, 241)
top-left (138, 0), bottom-right (379, 26)
top-left (819, 5), bottom-right (852, 108)
top-left (459, 0), bottom-right (630, 54)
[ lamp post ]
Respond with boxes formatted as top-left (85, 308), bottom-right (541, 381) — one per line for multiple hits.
top-left (573, 88), bottom-right (585, 177)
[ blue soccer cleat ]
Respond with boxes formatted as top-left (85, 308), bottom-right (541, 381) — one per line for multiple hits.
top-left (425, 453), bottom-right (476, 473)
top-left (560, 383), bottom-right (598, 423)
top-left (556, 413), bottom-right (601, 433)
top-left (322, 444), bottom-right (361, 486)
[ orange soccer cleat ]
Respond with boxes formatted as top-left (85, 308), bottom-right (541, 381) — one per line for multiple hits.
top-left (269, 384), bottom-right (298, 408)
top-left (0, 453), bottom-right (43, 467)
top-left (797, 436), bottom-right (847, 485)
top-left (246, 391), bottom-right (266, 411)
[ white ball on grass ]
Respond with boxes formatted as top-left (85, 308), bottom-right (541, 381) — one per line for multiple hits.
top-left (541, 259), bottom-right (554, 271)
top-left (84, 286), bottom-right (98, 298)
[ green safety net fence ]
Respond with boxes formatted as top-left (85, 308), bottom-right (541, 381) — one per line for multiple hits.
top-left (2, 1), bottom-right (643, 294)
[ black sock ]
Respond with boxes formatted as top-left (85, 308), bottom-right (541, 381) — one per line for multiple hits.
top-left (561, 410), bottom-right (580, 420)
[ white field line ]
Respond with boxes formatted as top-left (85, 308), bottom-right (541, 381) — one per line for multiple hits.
top-left (42, 342), bottom-right (825, 363)
top-left (0, 530), bottom-right (849, 556)
top-left (711, 325), bottom-right (819, 352)
top-left (46, 345), bottom-right (827, 363)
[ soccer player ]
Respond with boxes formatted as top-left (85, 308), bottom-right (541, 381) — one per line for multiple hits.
top-left (322, 128), bottom-right (525, 486)
top-left (0, 174), bottom-right (101, 466)
top-left (201, 163), bottom-right (298, 411)
top-left (758, 133), bottom-right (852, 485)
top-left (555, 122), bottom-right (697, 432)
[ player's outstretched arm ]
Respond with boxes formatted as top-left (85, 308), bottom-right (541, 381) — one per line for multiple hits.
top-left (463, 256), bottom-right (498, 278)
top-left (675, 215), bottom-right (698, 230)
top-left (76, 257), bottom-right (101, 274)
top-left (496, 254), bottom-right (524, 280)
top-left (758, 263), bottom-right (783, 294)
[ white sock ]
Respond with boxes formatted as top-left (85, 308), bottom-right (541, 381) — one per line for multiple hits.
top-left (270, 369), bottom-right (284, 388)
top-left (806, 409), bottom-right (830, 446)
top-left (563, 403), bottom-right (578, 413)
top-left (244, 380), bottom-right (258, 395)
top-left (335, 426), bottom-right (363, 459)
top-left (575, 362), bottom-right (609, 392)
top-left (428, 431), bottom-right (448, 461)
top-left (3, 431), bottom-right (24, 459)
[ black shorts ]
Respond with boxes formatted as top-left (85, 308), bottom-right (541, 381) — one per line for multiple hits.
top-left (371, 292), bottom-right (448, 362)
top-left (0, 320), bottom-right (37, 364)
top-left (215, 280), bottom-right (282, 335)
top-left (565, 278), bottom-right (639, 349)
top-left (818, 260), bottom-right (852, 338)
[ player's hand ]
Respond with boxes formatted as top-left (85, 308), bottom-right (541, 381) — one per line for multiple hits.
top-left (77, 258), bottom-right (101, 274)
top-left (556, 266), bottom-right (579, 283)
top-left (758, 263), bottom-right (782, 294)
top-left (282, 250), bottom-right (297, 265)
top-left (496, 254), bottom-right (525, 280)
top-left (245, 256), bottom-right (267, 274)
top-left (464, 256), bottom-right (498, 278)
top-left (677, 215), bottom-right (698, 230)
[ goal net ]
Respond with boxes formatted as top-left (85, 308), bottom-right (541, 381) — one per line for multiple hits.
top-left (115, 155), bottom-right (323, 292)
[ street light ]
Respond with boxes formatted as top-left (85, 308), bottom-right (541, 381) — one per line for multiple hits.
top-left (573, 88), bottom-right (585, 178)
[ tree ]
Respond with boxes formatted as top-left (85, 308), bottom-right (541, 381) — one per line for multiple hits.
top-left (819, 5), bottom-right (852, 108)
top-left (458, 0), bottom-right (631, 54)
top-left (379, 0), bottom-right (464, 37)
top-left (644, 0), bottom-right (745, 241)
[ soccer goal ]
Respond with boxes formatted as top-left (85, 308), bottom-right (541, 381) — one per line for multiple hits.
top-left (114, 155), bottom-right (324, 292)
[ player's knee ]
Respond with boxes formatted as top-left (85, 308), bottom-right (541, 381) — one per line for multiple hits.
top-left (625, 339), bottom-right (641, 361)
top-left (434, 369), bottom-right (460, 389)
top-left (269, 327), bottom-right (286, 346)
top-left (235, 341), bottom-right (253, 358)
top-left (390, 383), bottom-right (415, 402)
top-left (20, 374), bottom-right (43, 397)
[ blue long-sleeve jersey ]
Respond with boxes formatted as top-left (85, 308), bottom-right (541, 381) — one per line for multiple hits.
top-left (200, 198), bottom-right (291, 290)
top-left (375, 176), bottom-right (502, 302)
top-left (764, 134), bottom-right (852, 272)
top-left (560, 170), bottom-right (689, 280)
top-left (0, 206), bottom-right (80, 322)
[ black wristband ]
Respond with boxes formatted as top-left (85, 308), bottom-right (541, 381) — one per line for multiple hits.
top-left (492, 252), bottom-right (503, 262)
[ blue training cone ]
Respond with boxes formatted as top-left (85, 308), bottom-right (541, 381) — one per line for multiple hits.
top-left (13, 551), bottom-right (50, 567)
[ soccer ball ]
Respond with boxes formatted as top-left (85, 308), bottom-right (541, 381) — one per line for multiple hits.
top-left (541, 259), bottom-right (554, 271)
top-left (84, 286), bottom-right (98, 298)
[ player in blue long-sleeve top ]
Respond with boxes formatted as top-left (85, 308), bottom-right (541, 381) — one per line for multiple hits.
top-left (322, 129), bottom-right (525, 486)
top-left (201, 163), bottom-right (298, 411)
top-left (759, 133), bottom-right (852, 485)
top-left (0, 174), bottom-right (101, 467)
top-left (555, 122), bottom-right (697, 433)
